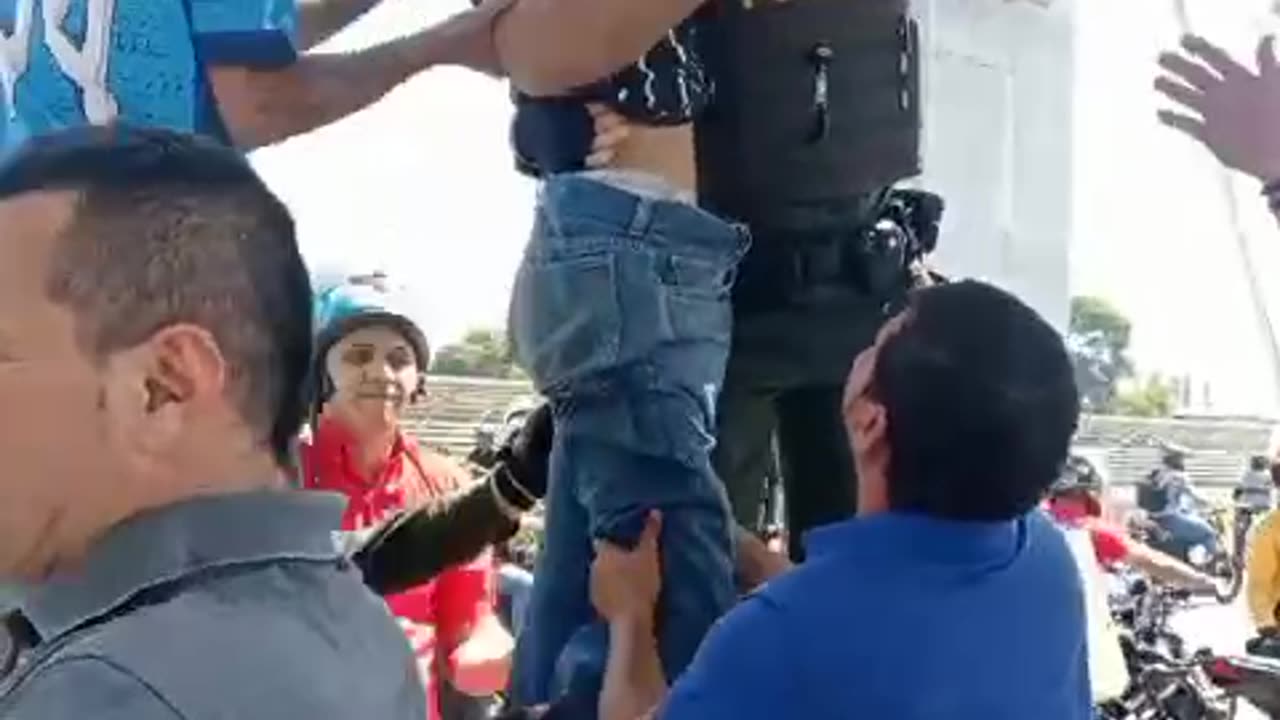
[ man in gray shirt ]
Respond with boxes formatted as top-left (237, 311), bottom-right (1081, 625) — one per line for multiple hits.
top-left (0, 126), bottom-right (424, 719)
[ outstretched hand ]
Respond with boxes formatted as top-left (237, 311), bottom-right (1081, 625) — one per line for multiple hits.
top-left (591, 511), bottom-right (663, 624)
top-left (1155, 34), bottom-right (1280, 183)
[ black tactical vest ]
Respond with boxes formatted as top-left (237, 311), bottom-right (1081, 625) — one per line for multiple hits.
top-left (694, 0), bottom-right (922, 232)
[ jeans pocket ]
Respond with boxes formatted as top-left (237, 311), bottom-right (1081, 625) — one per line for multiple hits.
top-left (660, 254), bottom-right (737, 300)
top-left (664, 288), bottom-right (733, 348)
top-left (655, 254), bottom-right (736, 347)
top-left (511, 252), bottom-right (622, 390)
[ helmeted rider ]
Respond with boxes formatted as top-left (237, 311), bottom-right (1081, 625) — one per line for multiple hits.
top-left (302, 281), bottom-right (514, 717)
top-left (1044, 456), bottom-right (1218, 707)
top-left (1046, 456), bottom-right (1216, 592)
top-left (1136, 444), bottom-right (1220, 559)
top-left (1236, 454), bottom-right (1276, 515)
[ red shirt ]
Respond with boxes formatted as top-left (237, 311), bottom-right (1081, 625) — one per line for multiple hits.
top-left (1046, 496), bottom-right (1131, 566)
top-left (301, 417), bottom-right (494, 717)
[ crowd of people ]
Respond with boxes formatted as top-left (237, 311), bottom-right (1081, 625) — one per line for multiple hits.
top-left (5, 0), bottom-right (1280, 718)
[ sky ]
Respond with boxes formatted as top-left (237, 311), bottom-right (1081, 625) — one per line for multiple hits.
top-left (1071, 0), bottom-right (1280, 413)
top-left (251, 0), bottom-right (1280, 416)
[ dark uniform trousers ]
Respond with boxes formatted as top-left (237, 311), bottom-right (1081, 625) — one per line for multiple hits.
top-left (713, 245), bottom-right (895, 561)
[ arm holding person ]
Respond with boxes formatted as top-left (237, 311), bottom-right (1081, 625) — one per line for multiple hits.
top-left (350, 404), bottom-right (552, 595)
top-left (592, 512), bottom-right (794, 720)
top-left (202, 0), bottom-right (515, 149)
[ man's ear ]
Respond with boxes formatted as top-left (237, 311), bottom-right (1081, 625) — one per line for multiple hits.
top-left (851, 399), bottom-right (887, 452)
top-left (140, 324), bottom-right (227, 418)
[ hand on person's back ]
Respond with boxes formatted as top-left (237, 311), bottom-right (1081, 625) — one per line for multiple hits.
top-left (585, 103), bottom-right (632, 169)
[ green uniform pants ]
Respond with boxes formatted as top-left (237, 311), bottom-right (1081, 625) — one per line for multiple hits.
top-left (713, 291), bottom-right (890, 561)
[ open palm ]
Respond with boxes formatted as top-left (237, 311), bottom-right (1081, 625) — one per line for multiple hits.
top-left (1155, 35), bottom-right (1280, 183)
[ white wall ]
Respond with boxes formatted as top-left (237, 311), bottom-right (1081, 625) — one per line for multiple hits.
top-left (914, 0), bottom-right (1076, 332)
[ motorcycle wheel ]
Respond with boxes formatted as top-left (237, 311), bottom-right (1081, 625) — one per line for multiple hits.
top-left (1214, 558), bottom-right (1244, 605)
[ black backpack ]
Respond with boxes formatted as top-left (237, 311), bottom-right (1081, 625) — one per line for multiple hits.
top-left (1136, 470), bottom-right (1171, 513)
top-left (695, 0), bottom-right (922, 231)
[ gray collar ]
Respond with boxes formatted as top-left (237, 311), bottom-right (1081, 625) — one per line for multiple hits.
top-left (16, 491), bottom-right (346, 643)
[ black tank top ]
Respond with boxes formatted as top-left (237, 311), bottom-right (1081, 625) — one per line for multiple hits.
top-left (510, 19), bottom-right (711, 177)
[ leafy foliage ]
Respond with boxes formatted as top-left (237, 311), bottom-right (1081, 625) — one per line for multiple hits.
top-left (431, 328), bottom-right (524, 379)
top-left (1068, 296), bottom-right (1135, 412)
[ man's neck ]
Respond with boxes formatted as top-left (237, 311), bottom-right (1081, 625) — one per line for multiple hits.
top-left (38, 455), bottom-right (282, 582)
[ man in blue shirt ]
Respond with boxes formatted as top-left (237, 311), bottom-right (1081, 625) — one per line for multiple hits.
top-left (588, 280), bottom-right (1093, 720)
top-left (0, 0), bottom-right (510, 154)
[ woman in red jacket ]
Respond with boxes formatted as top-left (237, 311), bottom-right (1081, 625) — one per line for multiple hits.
top-left (302, 282), bottom-right (513, 718)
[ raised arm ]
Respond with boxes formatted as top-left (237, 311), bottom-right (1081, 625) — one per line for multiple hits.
top-left (1155, 34), bottom-right (1280, 219)
top-left (351, 477), bottom-right (522, 596)
top-left (296, 0), bottom-right (382, 50)
top-left (350, 403), bottom-right (553, 595)
top-left (198, 0), bottom-right (512, 149)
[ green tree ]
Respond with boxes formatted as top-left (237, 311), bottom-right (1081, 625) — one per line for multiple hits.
top-left (1112, 374), bottom-right (1178, 418)
top-left (1067, 296), bottom-right (1135, 411)
top-left (430, 328), bottom-right (523, 379)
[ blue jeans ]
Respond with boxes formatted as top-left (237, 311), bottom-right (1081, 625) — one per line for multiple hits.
top-left (498, 564), bottom-right (535, 638)
top-left (508, 176), bottom-right (748, 712)
top-left (1154, 512), bottom-right (1219, 558)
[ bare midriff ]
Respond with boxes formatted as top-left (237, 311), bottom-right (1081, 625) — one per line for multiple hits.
top-left (607, 122), bottom-right (697, 198)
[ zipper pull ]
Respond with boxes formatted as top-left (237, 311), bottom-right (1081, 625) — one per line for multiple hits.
top-left (808, 43), bottom-right (833, 143)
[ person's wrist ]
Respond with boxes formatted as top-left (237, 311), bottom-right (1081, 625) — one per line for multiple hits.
top-left (496, 445), bottom-right (544, 498)
top-left (488, 469), bottom-right (529, 522)
top-left (607, 609), bottom-right (656, 634)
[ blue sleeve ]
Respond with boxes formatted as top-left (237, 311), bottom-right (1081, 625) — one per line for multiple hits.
top-left (5, 658), bottom-right (183, 719)
top-left (189, 0), bottom-right (299, 69)
top-left (658, 597), bottom-right (793, 720)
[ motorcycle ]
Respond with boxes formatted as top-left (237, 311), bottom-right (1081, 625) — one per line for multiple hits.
top-left (1203, 652), bottom-right (1280, 718)
top-left (1099, 574), bottom-right (1237, 719)
top-left (1129, 509), bottom-right (1242, 605)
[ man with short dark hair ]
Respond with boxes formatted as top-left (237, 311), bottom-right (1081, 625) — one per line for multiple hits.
top-left (589, 280), bottom-right (1092, 719)
top-left (0, 125), bottom-right (424, 719)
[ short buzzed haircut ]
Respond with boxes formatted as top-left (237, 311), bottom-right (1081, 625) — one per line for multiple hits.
top-left (871, 280), bottom-right (1080, 521)
top-left (0, 125), bottom-right (312, 465)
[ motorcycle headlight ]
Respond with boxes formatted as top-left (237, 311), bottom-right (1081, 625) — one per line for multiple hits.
top-left (1187, 545), bottom-right (1210, 567)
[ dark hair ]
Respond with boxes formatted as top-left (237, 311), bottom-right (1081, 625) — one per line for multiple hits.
top-left (0, 125), bottom-right (312, 466)
top-left (871, 280), bottom-right (1080, 521)
top-left (1251, 454), bottom-right (1270, 472)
